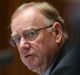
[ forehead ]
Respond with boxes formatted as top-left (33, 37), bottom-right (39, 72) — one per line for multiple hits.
top-left (11, 7), bottom-right (46, 33)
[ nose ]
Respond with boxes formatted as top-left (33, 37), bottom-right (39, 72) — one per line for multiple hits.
top-left (19, 37), bottom-right (31, 50)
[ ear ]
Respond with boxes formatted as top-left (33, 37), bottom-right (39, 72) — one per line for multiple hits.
top-left (53, 22), bottom-right (63, 44)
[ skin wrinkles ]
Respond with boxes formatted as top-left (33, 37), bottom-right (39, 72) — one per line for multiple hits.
top-left (11, 7), bottom-right (61, 75)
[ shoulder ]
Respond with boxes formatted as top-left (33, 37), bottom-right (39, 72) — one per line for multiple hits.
top-left (50, 43), bottom-right (80, 75)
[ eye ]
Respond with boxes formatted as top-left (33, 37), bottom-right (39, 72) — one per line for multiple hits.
top-left (23, 30), bottom-right (38, 41)
top-left (12, 35), bottom-right (21, 44)
top-left (23, 30), bottom-right (36, 38)
top-left (29, 30), bottom-right (36, 37)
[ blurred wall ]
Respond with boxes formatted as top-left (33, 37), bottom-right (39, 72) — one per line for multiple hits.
top-left (0, 0), bottom-right (80, 75)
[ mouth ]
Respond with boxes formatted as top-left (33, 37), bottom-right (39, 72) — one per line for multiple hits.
top-left (25, 55), bottom-right (32, 58)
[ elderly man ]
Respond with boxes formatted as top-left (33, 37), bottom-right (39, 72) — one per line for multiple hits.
top-left (9, 2), bottom-right (80, 75)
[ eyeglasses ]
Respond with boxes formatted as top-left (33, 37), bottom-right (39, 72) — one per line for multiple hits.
top-left (10, 25), bottom-right (53, 47)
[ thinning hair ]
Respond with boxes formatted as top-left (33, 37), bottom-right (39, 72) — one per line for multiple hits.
top-left (11, 2), bottom-right (68, 39)
top-left (12, 2), bottom-right (66, 31)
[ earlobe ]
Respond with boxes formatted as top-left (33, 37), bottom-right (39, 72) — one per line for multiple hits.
top-left (53, 22), bottom-right (62, 44)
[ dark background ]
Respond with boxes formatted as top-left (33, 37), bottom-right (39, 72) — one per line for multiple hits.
top-left (0, 0), bottom-right (80, 75)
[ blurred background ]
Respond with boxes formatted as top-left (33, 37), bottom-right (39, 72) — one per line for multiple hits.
top-left (0, 0), bottom-right (80, 75)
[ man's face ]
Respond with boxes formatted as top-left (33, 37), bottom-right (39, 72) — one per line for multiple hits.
top-left (11, 7), bottom-right (59, 73)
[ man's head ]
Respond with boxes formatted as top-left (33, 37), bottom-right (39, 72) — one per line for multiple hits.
top-left (10, 2), bottom-right (68, 75)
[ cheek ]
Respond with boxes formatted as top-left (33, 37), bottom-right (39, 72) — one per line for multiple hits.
top-left (35, 37), bottom-right (52, 62)
top-left (18, 42), bottom-right (45, 70)
top-left (39, 34), bottom-right (59, 62)
top-left (31, 42), bottom-right (46, 63)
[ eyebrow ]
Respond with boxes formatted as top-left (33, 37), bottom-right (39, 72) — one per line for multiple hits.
top-left (11, 26), bottom-right (38, 36)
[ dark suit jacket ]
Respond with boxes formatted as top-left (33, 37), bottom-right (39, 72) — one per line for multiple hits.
top-left (49, 41), bottom-right (80, 75)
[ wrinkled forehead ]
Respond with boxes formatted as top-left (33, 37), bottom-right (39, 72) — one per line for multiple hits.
top-left (11, 7), bottom-right (46, 34)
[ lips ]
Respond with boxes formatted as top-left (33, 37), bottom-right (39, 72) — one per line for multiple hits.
top-left (25, 55), bottom-right (32, 58)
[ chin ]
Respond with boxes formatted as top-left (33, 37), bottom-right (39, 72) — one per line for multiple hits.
top-left (26, 62), bottom-right (39, 69)
top-left (22, 60), bottom-right (42, 74)
top-left (21, 56), bottom-right (43, 74)
top-left (26, 63), bottom-right (41, 74)
top-left (29, 67), bottom-right (40, 74)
